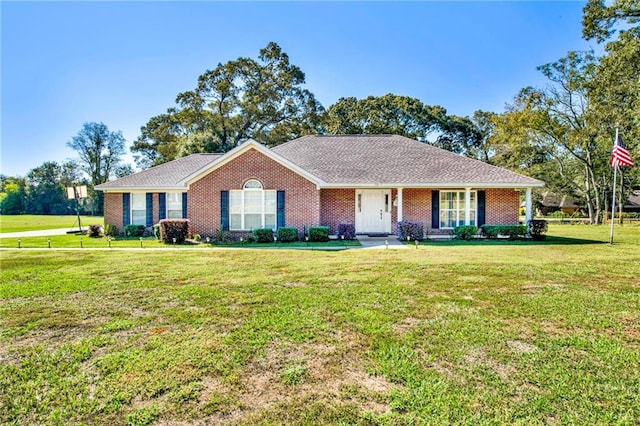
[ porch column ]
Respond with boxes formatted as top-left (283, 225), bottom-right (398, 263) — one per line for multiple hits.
top-left (397, 188), bottom-right (403, 222)
top-left (465, 187), bottom-right (471, 226)
top-left (525, 188), bottom-right (532, 231)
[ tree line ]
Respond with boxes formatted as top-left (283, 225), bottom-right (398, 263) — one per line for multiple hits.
top-left (2, 0), bottom-right (637, 223)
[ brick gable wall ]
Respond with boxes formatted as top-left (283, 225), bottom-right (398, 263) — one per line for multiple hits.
top-left (188, 148), bottom-right (320, 237)
top-left (104, 192), bottom-right (123, 230)
top-left (485, 188), bottom-right (519, 225)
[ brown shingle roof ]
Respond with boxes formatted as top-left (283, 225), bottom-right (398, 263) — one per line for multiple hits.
top-left (96, 153), bottom-right (221, 190)
top-left (273, 135), bottom-right (543, 187)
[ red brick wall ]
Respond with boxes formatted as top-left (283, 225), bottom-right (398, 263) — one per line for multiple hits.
top-left (188, 148), bottom-right (320, 236)
top-left (485, 188), bottom-right (519, 225)
top-left (401, 188), bottom-right (433, 229)
top-left (320, 189), bottom-right (355, 234)
top-left (103, 192), bottom-right (123, 230)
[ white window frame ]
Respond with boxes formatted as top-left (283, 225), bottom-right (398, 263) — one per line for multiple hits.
top-left (166, 192), bottom-right (183, 219)
top-left (440, 190), bottom-right (476, 229)
top-left (130, 193), bottom-right (146, 226)
top-left (229, 180), bottom-right (276, 231)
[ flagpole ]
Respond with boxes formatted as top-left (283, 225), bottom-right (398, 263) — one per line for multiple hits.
top-left (609, 128), bottom-right (619, 245)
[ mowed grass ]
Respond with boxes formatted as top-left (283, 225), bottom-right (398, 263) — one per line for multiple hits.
top-left (0, 225), bottom-right (639, 425)
top-left (0, 215), bottom-right (104, 233)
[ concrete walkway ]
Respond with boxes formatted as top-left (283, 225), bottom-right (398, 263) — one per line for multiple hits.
top-left (356, 236), bottom-right (408, 249)
top-left (0, 228), bottom-right (86, 239)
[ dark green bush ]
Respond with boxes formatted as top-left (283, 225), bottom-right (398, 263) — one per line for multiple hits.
top-left (124, 224), bottom-right (146, 237)
top-left (153, 224), bottom-right (160, 240)
top-left (480, 224), bottom-right (526, 240)
top-left (158, 219), bottom-right (191, 244)
top-left (104, 224), bottom-right (119, 237)
top-left (454, 225), bottom-right (477, 240)
top-left (308, 226), bottom-right (329, 242)
top-left (277, 227), bottom-right (298, 243)
top-left (528, 219), bottom-right (548, 240)
top-left (253, 228), bottom-right (274, 243)
top-left (88, 224), bottom-right (103, 238)
top-left (337, 223), bottom-right (356, 240)
top-left (397, 220), bottom-right (424, 241)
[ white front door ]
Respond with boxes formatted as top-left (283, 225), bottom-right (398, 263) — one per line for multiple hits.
top-left (355, 189), bottom-right (392, 234)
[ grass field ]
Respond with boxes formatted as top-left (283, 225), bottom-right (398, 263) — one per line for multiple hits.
top-left (1, 225), bottom-right (639, 425)
top-left (0, 215), bottom-right (104, 233)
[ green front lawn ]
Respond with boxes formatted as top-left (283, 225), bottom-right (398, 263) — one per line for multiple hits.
top-left (0, 214), bottom-right (104, 233)
top-left (1, 225), bottom-right (639, 424)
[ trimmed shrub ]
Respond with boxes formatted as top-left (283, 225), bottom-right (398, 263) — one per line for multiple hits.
top-left (124, 224), bottom-right (146, 237)
top-left (88, 224), bottom-right (103, 238)
top-left (104, 224), bottom-right (119, 237)
top-left (277, 227), bottom-right (298, 243)
top-left (397, 220), bottom-right (424, 241)
top-left (528, 219), bottom-right (548, 240)
top-left (337, 223), bottom-right (356, 240)
top-left (308, 226), bottom-right (329, 242)
top-left (253, 228), bottom-right (274, 243)
top-left (158, 219), bottom-right (191, 244)
top-left (454, 225), bottom-right (477, 240)
top-left (480, 224), bottom-right (526, 240)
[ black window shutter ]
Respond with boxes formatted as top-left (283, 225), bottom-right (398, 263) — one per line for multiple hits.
top-left (146, 193), bottom-right (153, 227)
top-left (477, 190), bottom-right (486, 226)
top-left (123, 193), bottom-right (130, 226)
top-left (277, 191), bottom-right (285, 228)
top-left (158, 193), bottom-right (166, 220)
top-left (220, 190), bottom-right (229, 231)
top-left (431, 190), bottom-right (440, 229)
top-left (182, 192), bottom-right (188, 219)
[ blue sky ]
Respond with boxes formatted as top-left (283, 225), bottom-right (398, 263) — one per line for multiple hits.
top-left (1, 1), bottom-right (595, 177)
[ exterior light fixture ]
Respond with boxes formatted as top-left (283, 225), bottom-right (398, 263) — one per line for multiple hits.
top-left (140, 237), bottom-right (143, 248)
top-left (47, 238), bottom-right (51, 249)
top-left (107, 236), bottom-right (112, 248)
top-left (80, 237), bottom-right (83, 248)
top-left (17, 238), bottom-right (21, 249)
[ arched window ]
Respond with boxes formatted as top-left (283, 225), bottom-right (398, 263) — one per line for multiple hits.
top-left (230, 180), bottom-right (276, 230)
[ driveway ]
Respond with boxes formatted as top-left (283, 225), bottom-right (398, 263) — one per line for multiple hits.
top-left (0, 228), bottom-right (86, 239)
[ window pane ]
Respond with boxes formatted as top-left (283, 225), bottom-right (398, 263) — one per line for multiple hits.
top-left (230, 214), bottom-right (242, 230)
top-left (131, 193), bottom-right (145, 209)
top-left (167, 193), bottom-right (181, 210)
top-left (469, 212), bottom-right (476, 226)
top-left (229, 191), bottom-right (242, 214)
top-left (441, 191), bottom-right (456, 209)
top-left (265, 191), bottom-right (276, 213)
top-left (168, 209), bottom-right (182, 219)
top-left (132, 210), bottom-right (146, 225)
top-left (459, 192), bottom-right (466, 210)
top-left (470, 192), bottom-right (476, 207)
top-left (440, 210), bottom-right (454, 228)
top-left (265, 214), bottom-right (276, 229)
top-left (244, 191), bottom-right (262, 213)
top-left (245, 214), bottom-right (262, 230)
top-left (244, 179), bottom-right (262, 189)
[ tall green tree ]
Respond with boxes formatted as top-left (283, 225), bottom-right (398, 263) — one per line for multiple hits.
top-left (25, 162), bottom-right (72, 215)
top-left (322, 94), bottom-right (483, 155)
top-left (0, 176), bottom-right (28, 215)
top-left (132, 42), bottom-right (323, 168)
top-left (582, 0), bottom-right (640, 42)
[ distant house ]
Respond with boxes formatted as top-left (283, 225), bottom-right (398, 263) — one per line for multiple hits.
top-left (536, 191), bottom-right (582, 216)
top-left (96, 135), bottom-right (544, 237)
top-left (623, 190), bottom-right (640, 213)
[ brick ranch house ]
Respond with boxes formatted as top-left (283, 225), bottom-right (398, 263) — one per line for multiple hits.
top-left (96, 135), bottom-right (544, 237)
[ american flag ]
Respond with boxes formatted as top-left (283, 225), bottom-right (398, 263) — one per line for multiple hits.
top-left (610, 134), bottom-right (634, 167)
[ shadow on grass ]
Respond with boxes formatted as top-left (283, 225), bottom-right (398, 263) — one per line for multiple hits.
top-left (417, 235), bottom-right (604, 246)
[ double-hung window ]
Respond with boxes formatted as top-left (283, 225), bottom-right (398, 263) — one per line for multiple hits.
top-left (130, 193), bottom-right (146, 225)
top-left (166, 193), bottom-right (183, 219)
top-left (440, 190), bottom-right (476, 228)
top-left (230, 180), bottom-right (276, 230)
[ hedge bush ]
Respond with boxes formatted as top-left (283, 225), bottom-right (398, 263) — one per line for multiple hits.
top-left (337, 223), bottom-right (356, 240)
top-left (480, 224), bottom-right (526, 240)
top-left (88, 224), bottom-right (103, 238)
top-left (104, 224), bottom-right (119, 237)
top-left (277, 227), bottom-right (298, 242)
top-left (308, 226), bottom-right (329, 242)
top-left (253, 228), bottom-right (274, 243)
top-left (158, 219), bottom-right (191, 244)
top-left (454, 225), bottom-right (477, 240)
top-left (124, 224), bottom-right (146, 237)
top-left (528, 219), bottom-right (548, 240)
top-left (397, 220), bottom-right (424, 241)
